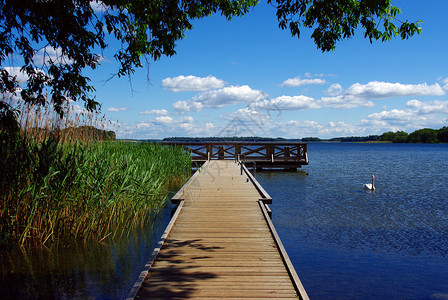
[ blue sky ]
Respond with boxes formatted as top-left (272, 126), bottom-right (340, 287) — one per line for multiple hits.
top-left (21, 1), bottom-right (448, 139)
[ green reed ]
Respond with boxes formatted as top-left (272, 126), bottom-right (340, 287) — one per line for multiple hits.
top-left (1, 138), bottom-right (191, 246)
top-left (0, 107), bottom-right (191, 246)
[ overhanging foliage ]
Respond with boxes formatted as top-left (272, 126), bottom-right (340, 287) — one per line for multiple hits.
top-left (1, 0), bottom-right (421, 127)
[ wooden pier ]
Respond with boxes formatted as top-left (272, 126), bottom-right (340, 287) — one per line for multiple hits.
top-left (162, 142), bottom-right (308, 170)
top-left (127, 160), bottom-right (309, 300)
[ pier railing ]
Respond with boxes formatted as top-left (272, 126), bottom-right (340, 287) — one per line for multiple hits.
top-left (162, 142), bottom-right (309, 168)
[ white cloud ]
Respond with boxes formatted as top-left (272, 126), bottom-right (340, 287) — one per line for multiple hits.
top-left (325, 83), bottom-right (343, 96)
top-left (317, 121), bottom-right (361, 137)
top-left (2, 66), bottom-right (48, 86)
top-left (304, 72), bottom-right (324, 78)
top-left (268, 120), bottom-right (361, 139)
top-left (33, 46), bottom-right (104, 66)
top-left (281, 76), bottom-right (327, 87)
top-left (345, 81), bottom-right (445, 99)
top-left (69, 104), bottom-right (90, 114)
top-left (442, 77), bottom-right (448, 91)
top-left (173, 85), bottom-right (267, 112)
top-left (107, 106), bottom-right (129, 112)
top-left (318, 95), bottom-right (375, 109)
top-left (90, 1), bottom-right (108, 12)
top-left (319, 81), bottom-right (445, 109)
top-left (265, 80), bottom-right (444, 112)
top-left (251, 95), bottom-right (318, 111)
top-left (2, 67), bottom-right (29, 83)
top-left (162, 75), bottom-right (226, 92)
top-left (279, 120), bottom-right (323, 133)
top-left (250, 93), bottom-right (374, 111)
top-left (361, 99), bottom-right (448, 130)
top-left (154, 116), bottom-right (174, 124)
top-left (180, 116), bottom-right (194, 123)
top-left (215, 110), bottom-right (367, 139)
top-left (139, 109), bottom-right (169, 115)
top-left (406, 99), bottom-right (448, 115)
top-left (365, 109), bottom-right (417, 123)
top-left (134, 115), bottom-right (215, 138)
top-left (136, 122), bottom-right (151, 129)
top-left (33, 47), bottom-right (74, 65)
top-left (221, 107), bottom-right (271, 122)
top-left (172, 100), bottom-right (203, 112)
top-left (217, 107), bottom-right (274, 137)
top-left (193, 85), bottom-right (267, 107)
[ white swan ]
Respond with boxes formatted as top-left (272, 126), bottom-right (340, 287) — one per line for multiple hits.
top-left (363, 175), bottom-right (375, 190)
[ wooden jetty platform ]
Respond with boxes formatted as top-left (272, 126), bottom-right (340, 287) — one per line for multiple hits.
top-left (162, 142), bottom-right (309, 170)
top-left (127, 160), bottom-right (309, 299)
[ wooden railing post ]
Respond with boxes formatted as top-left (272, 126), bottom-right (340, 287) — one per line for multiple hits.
top-left (266, 144), bottom-right (272, 160)
top-left (218, 145), bottom-right (225, 160)
top-left (235, 144), bottom-right (241, 160)
top-left (207, 143), bottom-right (212, 160)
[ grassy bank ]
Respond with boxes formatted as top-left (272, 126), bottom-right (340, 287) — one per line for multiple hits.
top-left (0, 108), bottom-right (191, 246)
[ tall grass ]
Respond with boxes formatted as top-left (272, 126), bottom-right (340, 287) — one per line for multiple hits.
top-left (0, 97), bottom-right (191, 246)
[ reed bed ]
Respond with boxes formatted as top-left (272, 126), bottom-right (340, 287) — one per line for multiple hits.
top-left (0, 97), bottom-right (191, 246)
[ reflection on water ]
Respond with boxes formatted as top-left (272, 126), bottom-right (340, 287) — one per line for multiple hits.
top-left (257, 143), bottom-right (448, 299)
top-left (0, 203), bottom-right (172, 299)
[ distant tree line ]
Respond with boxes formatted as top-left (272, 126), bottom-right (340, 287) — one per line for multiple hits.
top-left (380, 127), bottom-right (448, 143)
top-left (302, 136), bottom-right (380, 142)
top-left (300, 126), bottom-right (448, 143)
top-left (328, 135), bottom-right (380, 142)
top-left (301, 137), bottom-right (322, 142)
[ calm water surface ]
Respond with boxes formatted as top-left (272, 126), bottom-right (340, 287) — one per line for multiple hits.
top-left (0, 205), bottom-right (173, 299)
top-left (256, 142), bottom-right (448, 299)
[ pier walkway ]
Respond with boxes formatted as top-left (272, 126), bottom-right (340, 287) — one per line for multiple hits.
top-left (128, 160), bottom-right (308, 299)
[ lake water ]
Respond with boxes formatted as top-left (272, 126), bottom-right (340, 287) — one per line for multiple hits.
top-left (257, 142), bottom-right (448, 299)
top-left (0, 206), bottom-right (174, 299)
top-left (1, 142), bottom-right (447, 299)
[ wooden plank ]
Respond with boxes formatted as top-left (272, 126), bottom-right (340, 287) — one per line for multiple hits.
top-left (149, 266), bottom-right (289, 273)
top-left (137, 290), bottom-right (298, 299)
top-left (145, 274), bottom-right (293, 282)
top-left (152, 261), bottom-right (287, 268)
top-left (143, 282), bottom-right (295, 289)
top-left (156, 252), bottom-right (284, 259)
top-left (170, 233), bottom-right (272, 238)
top-left (138, 289), bottom-right (298, 297)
